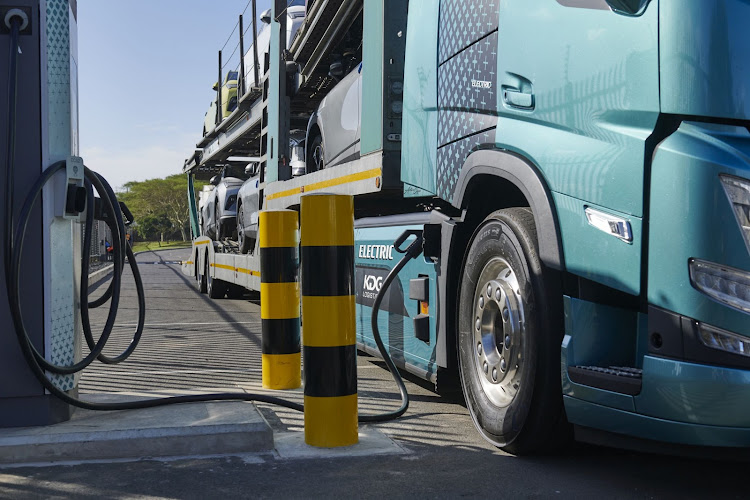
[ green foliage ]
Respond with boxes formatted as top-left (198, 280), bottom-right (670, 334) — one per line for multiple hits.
top-left (118, 174), bottom-right (205, 241)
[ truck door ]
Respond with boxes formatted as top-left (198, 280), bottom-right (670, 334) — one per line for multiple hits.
top-left (493, 0), bottom-right (660, 295)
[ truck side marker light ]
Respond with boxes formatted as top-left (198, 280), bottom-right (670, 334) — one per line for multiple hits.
top-left (584, 206), bottom-right (632, 242)
top-left (689, 258), bottom-right (750, 315)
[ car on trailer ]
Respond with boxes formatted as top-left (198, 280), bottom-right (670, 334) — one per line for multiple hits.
top-left (203, 70), bottom-right (239, 136)
top-left (202, 165), bottom-right (248, 240)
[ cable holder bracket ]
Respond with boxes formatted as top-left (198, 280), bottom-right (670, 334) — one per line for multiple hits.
top-left (60, 156), bottom-right (86, 219)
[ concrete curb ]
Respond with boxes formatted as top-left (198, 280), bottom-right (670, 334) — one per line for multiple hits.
top-left (87, 264), bottom-right (113, 289)
top-left (0, 392), bottom-right (274, 466)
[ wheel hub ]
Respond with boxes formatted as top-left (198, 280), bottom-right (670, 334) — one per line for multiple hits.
top-left (472, 257), bottom-right (524, 407)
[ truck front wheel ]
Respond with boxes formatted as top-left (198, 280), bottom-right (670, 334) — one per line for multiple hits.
top-left (457, 208), bottom-right (565, 454)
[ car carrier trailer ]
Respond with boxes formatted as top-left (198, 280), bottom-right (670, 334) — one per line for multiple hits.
top-left (183, 0), bottom-right (750, 454)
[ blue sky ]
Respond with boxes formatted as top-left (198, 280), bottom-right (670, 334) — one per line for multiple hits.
top-left (78, 0), bottom-right (271, 191)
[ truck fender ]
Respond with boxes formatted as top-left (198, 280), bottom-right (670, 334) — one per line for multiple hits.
top-left (452, 149), bottom-right (564, 270)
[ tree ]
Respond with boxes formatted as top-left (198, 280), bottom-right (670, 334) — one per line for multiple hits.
top-left (118, 174), bottom-right (204, 242)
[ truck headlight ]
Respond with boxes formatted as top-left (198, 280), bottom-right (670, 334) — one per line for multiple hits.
top-left (689, 258), bottom-right (750, 314)
top-left (721, 174), bottom-right (750, 255)
top-left (698, 322), bottom-right (750, 358)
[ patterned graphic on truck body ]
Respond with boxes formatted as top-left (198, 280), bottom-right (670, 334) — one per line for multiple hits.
top-left (437, 0), bottom-right (500, 200)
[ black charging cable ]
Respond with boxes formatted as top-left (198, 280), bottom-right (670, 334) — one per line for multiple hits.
top-left (358, 230), bottom-right (423, 422)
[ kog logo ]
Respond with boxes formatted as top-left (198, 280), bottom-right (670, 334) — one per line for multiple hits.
top-left (363, 275), bottom-right (383, 292)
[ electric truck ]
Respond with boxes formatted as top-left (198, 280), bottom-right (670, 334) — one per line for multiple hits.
top-left (183, 0), bottom-right (750, 454)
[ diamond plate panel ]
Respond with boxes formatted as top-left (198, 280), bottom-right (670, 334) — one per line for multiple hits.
top-left (436, 128), bottom-right (495, 201)
top-left (439, 0), bottom-right (499, 64)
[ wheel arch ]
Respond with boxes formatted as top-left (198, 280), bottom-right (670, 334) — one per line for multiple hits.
top-left (452, 149), bottom-right (564, 271)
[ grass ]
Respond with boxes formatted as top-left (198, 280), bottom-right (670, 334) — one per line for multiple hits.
top-left (130, 240), bottom-right (193, 253)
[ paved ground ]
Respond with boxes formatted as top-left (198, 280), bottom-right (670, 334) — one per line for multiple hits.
top-left (0, 248), bottom-right (747, 499)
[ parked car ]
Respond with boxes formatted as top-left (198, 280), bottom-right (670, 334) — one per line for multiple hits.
top-left (236, 163), bottom-right (261, 253)
top-left (203, 70), bottom-right (239, 136)
top-left (242, 0), bottom-right (306, 91)
top-left (305, 61), bottom-right (362, 172)
top-left (202, 165), bottom-right (249, 240)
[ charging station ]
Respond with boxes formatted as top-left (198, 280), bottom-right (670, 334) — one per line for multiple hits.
top-left (1, 0), bottom-right (80, 427)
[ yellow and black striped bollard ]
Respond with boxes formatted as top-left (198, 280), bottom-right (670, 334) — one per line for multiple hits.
top-left (301, 193), bottom-right (358, 447)
top-left (259, 209), bottom-right (301, 390)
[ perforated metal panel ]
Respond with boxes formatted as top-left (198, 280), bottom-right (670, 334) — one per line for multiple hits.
top-left (44, 0), bottom-right (78, 392)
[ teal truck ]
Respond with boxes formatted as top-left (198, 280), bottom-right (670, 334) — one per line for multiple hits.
top-left (184, 0), bottom-right (750, 453)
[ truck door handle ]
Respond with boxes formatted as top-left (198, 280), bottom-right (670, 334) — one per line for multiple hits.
top-left (502, 87), bottom-right (535, 110)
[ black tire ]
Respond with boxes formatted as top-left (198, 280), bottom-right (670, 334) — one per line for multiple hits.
top-left (207, 262), bottom-right (228, 299)
top-left (237, 204), bottom-right (251, 254)
top-left (457, 207), bottom-right (566, 454)
top-left (307, 134), bottom-right (324, 173)
top-left (199, 255), bottom-right (208, 294)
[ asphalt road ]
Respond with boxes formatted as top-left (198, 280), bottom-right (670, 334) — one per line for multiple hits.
top-left (0, 248), bottom-right (746, 499)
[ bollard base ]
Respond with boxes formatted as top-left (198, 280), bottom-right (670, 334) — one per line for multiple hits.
top-left (304, 394), bottom-right (358, 447)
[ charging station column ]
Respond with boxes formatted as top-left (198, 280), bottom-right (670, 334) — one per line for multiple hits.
top-left (0, 0), bottom-right (80, 427)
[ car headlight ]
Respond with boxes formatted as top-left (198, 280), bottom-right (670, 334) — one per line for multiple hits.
top-left (721, 174), bottom-right (750, 255)
top-left (225, 194), bottom-right (237, 210)
top-left (689, 258), bottom-right (750, 314)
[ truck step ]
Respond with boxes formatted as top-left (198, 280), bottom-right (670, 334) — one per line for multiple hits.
top-left (567, 366), bottom-right (642, 395)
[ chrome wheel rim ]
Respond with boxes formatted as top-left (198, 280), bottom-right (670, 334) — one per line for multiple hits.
top-left (472, 256), bottom-right (525, 407)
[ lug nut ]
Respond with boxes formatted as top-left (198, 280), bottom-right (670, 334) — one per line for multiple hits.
top-left (505, 335), bottom-right (511, 347)
top-left (477, 342), bottom-right (482, 355)
top-left (475, 318), bottom-right (481, 331)
top-left (487, 284), bottom-right (492, 297)
top-left (483, 362), bottom-right (489, 374)
top-left (502, 308), bottom-right (509, 320)
top-left (495, 288), bottom-right (502, 301)
top-left (479, 297), bottom-right (484, 308)
top-left (500, 358), bottom-right (507, 372)
top-left (492, 368), bottom-right (498, 382)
